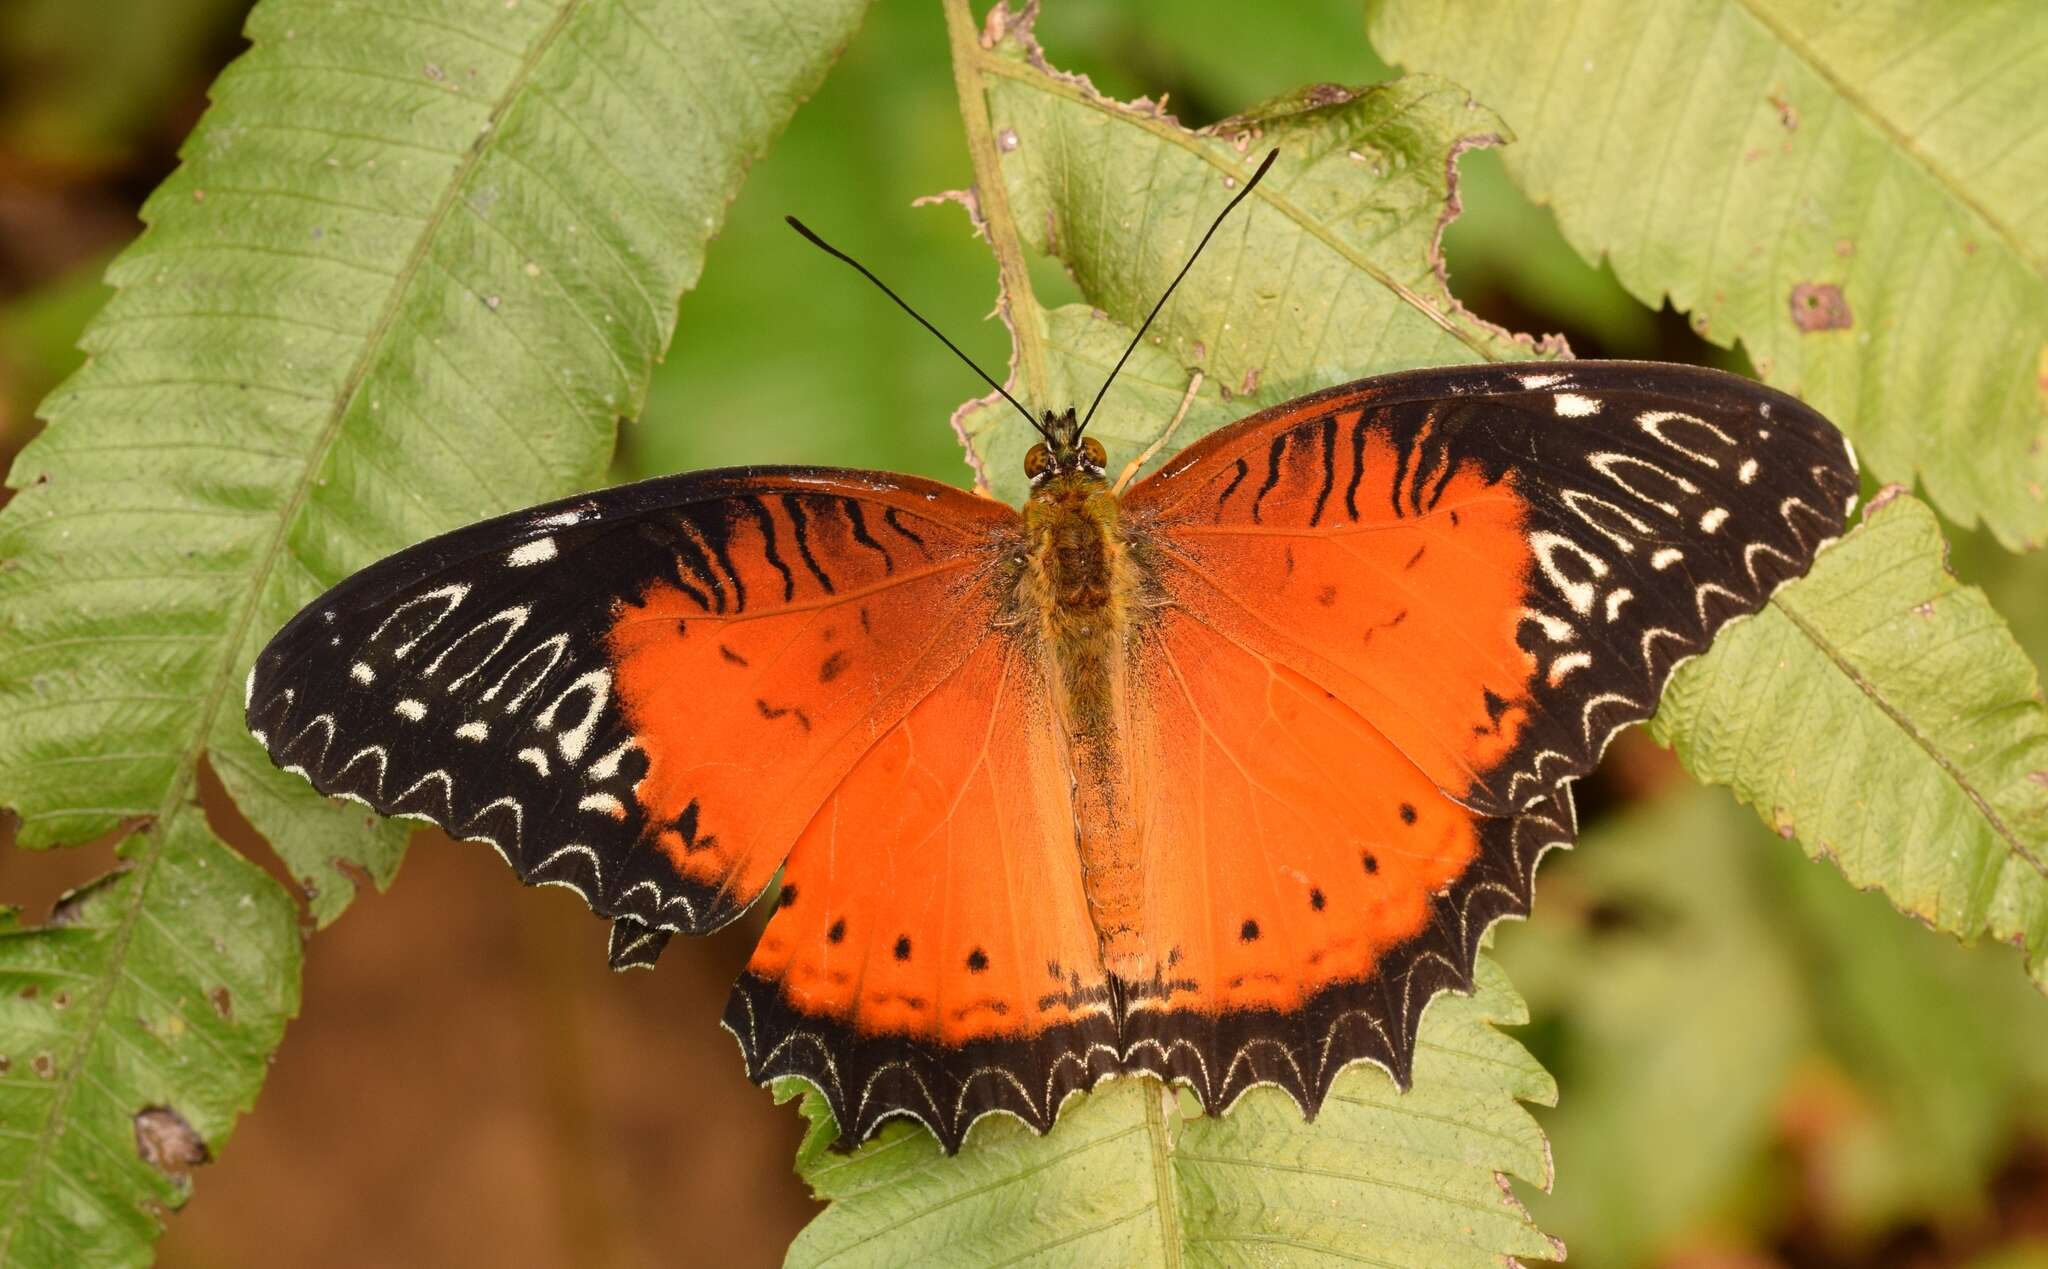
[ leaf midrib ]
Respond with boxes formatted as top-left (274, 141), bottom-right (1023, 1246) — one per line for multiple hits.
top-left (1768, 554), bottom-right (2046, 880)
top-left (0, 3), bottom-right (588, 1255)
top-left (1141, 1083), bottom-right (1186, 1267)
top-left (1729, 0), bottom-right (2043, 280)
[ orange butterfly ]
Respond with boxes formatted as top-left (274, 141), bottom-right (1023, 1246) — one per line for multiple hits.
top-left (247, 156), bottom-right (1856, 1151)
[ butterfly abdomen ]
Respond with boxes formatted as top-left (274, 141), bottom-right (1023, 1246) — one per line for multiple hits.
top-left (1019, 473), bottom-right (1158, 978)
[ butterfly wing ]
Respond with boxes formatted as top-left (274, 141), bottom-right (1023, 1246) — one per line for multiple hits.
top-left (252, 465), bottom-right (1123, 1148)
top-left (1115, 606), bottom-right (1576, 1111)
top-left (724, 634), bottom-right (1118, 1149)
top-left (246, 467), bottom-right (1022, 958)
top-left (1118, 360), bottom-right (1855, 1105)
top-left (1129, 361), bottom-right (1858, 816)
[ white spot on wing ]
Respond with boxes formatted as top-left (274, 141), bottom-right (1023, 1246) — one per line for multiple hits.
top-left (1589, 452), bottom-right (1695, 513)
top-left (455, 721), bottom-right (488, 741)
top-left (1529, 531), bottom-right (1610, 615)
top-left (507, 537), bottom-right (558, 567)
top-left (517, 747), bottom-right (551, 776)
top-left (483, 634), bottom-right (569, 709)
top-left (431, 604), bottom-right (530, 684)
top-left (394, 699), bottom-right (426, 721)
top-left (1638, 410), bottom-right (1730, 465)
top-left (588, 738), bottom-right (639, 781)
top-left (1699, 507), bottom-right (1730, 533)
top-left (1518, 608), bottom-right (1575, 643)
top-left (579, 792), bottom-right (626, 818)
top-left (1517, 372), bottom-right (1568, 389)
top-left (350, 662), bottom-right (375, 685)
top-left (1651, 548), bottom-right (1684, 570)
top-left (1553, 393), bottom-right (1601, 417)
top-left (1604, 588), bottom-right (1633, 621)
top-left (374, 583), bottom-right (470, 656)
top-left (1738, 457), bottom-right (1759, 484)
top-left (1559, 489), bottom-right (1649, 552)
top-left (537, 669), bottom-right (612, 762)
top-left (1548, 652), bottom-right (1592, 685)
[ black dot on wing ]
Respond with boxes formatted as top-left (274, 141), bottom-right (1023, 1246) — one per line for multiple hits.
top-left (893, 935), bottom-right (912, 961)
top-left (777, 885), bottom-right (798, 909)
top-left (827, 918), bottom-right (845, 944)
top-left (1240, 918), bottom-right (1261, 942)
top-left (1362, 852), bottom-right (1379, 875)
top-left (1309, 887), bottom-right (1326, 911)
top-left (1399, 802), bottom-right (1417, 824)
top-left (966, 947), bottom-right (989, 973)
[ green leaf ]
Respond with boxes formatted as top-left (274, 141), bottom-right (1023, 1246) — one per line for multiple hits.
top-left (0, 0), bottom-right (869, 1257)
top-left (1367, 0), bottom-right (2048, 549)
top-left (1498, 783), bottom-right (2048, 1263)
top-left (786, 958), bottom-right (1560, 1268)
top-left (1650, 492), bottom-right (2048, 991)
top-left (954, 9), bottom-right (1561, 501)
top-left (1495, 790), bottom-right (1810, 1266)
top-left (0, 816), bottom-right (300, 1267)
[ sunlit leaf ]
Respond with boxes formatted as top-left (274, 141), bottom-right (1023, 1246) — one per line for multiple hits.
top-left (956, 9), bottom-right (1558, 501)
top-left (1499, 784), bottom-right (2048, 1264)
top-left (1652, 493), bottom-right (2048, 991)
top-left (786, 958), bottom-right (1559, 1268)
top-left (1368, 0), bottom-right (2048, 548)
top-left (0, 0), bottom-right (870, 1257)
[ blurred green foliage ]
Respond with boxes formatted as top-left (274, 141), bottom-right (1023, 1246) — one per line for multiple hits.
top-left (4, 1), bottom-right (2047, 1265)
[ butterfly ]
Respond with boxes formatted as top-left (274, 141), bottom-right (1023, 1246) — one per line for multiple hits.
top-left (245, 156), bottom-right (1858, 1153)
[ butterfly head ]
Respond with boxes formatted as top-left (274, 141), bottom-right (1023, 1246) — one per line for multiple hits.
top-left (1025, 408), bottom-right (1107, 487)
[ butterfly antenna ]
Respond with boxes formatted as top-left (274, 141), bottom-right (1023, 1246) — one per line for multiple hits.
top-left (785, 216), bottom-right (1046, 439)
top-left (1080, 148), bottom-right (1279, 433)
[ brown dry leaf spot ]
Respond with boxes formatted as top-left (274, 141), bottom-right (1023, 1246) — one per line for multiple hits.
top-left (1768, 91), bottom-right (1799, 131)
top-left (1790, 282), bottom-right (1853, 332)
top-left (135, 1106), bottom-right (211, 1179)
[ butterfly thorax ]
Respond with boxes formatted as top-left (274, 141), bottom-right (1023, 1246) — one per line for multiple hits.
top-left (1019, 467), bottom-right (1156, 981)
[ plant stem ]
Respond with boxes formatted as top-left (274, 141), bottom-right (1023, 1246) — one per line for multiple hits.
top-left (942, 0), bottom-right (1050, 406)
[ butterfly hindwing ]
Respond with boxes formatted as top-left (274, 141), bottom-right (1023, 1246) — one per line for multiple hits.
top-left (246, 467), bottom-right (1017, 948)
top-left (1118, 606), bottom-right (1576, 1109)
top-left (724, 636), bottom-right (1119, 1149)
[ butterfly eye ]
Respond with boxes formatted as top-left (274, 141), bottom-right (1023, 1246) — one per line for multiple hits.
top-left (1080, 437), bottom-right (1106, 470)
top-left (1024, 443), bottom-right (1052, 480)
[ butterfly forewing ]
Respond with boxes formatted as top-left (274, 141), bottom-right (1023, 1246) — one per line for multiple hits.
top-left (1129, 361), bottom-right (1859, 815)
top-left (246, 468), bottom-right (1018, 953)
